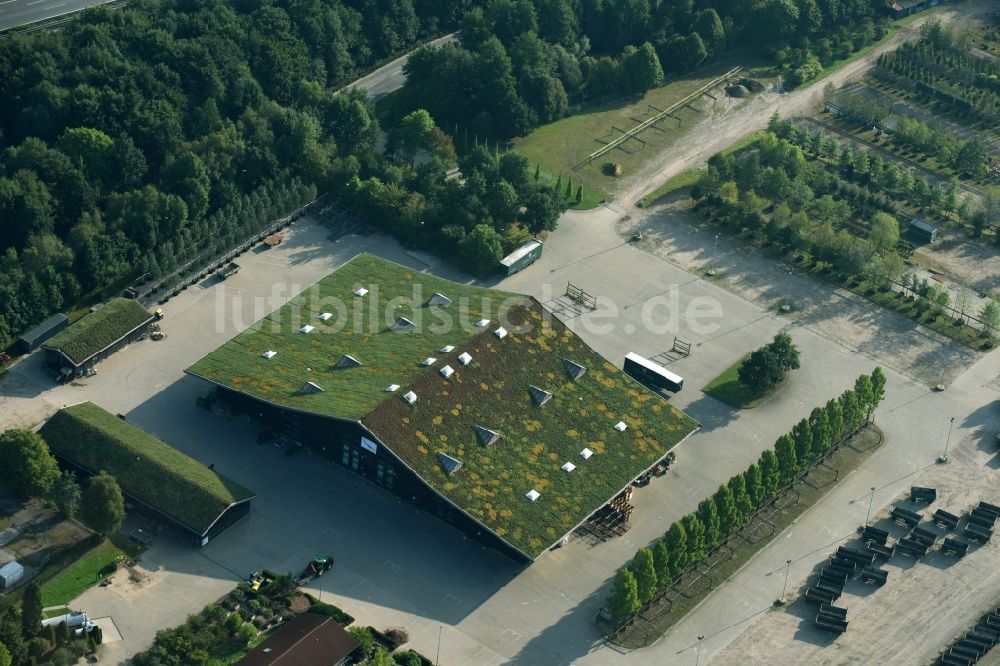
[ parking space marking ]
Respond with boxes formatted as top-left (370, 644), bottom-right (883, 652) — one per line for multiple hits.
top-left (442, 593), bottom-right (463, 607)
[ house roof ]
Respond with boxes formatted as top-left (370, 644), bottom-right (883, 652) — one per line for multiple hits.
top-left (909, 218), bottom-right (938, 233)
top-left (42, 298), bottom-right (152, 365)
top-left (39, 402), bottom-right (254, 535)
top-left (187, 254), bottom-right (699, 559)
top-left (237, 613), bottom-right (358, 666)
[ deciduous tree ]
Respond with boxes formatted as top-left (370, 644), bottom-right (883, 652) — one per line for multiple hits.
top-left (630, 547), bottom-right (658, 604)
top-left (607, 569), bottom-right (640, 620)
top-left (0, 429), bottom-right (59, 497)
top-left (80, 472), bottom-right (125, 536)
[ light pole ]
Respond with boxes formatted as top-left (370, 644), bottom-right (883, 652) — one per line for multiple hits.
top-left (781, 271), bottom-right (792, 312)
top-left (774, 558), bottom-right (792, 606)
top-left (939, 416), bottom-right (955, 463)
top-left (695, 635), bottom-right (705, 666)
top-left (865, 485), bottom-right (876, 526)
top-left (436, 625), bottom-right (443, 666)
top-left (707, 234), bottom-right (720, 276)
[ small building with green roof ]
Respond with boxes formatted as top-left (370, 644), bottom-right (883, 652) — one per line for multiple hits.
top-left (187, 254), bottom-right (698, 562)
top-left (42, 298), bottom-right (154, 380)
top-left (39, 402), bottom-right (255, 546)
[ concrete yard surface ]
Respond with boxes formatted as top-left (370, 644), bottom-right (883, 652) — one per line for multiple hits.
top-left (715, 447), bottom-right (1000, 666)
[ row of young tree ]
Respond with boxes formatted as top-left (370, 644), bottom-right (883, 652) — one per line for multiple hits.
top-left (770, 115), bottom-right (1000, 237)
top-left (874, 22), bottom-right (1000, 127)
top-left (605, 369), bottom-right (888, 623)
top-left (400, 0), bottom-right (889, 139)
top-left (832, 93), bottom-right (991, 181)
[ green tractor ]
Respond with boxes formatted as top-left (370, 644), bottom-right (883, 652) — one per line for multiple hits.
top-left (307, 554), bottom-right (334, 577)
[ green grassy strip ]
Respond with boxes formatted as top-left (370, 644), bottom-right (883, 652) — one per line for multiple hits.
top-left (701, 355), bottom-right (781, 409)
top-left (40, 537), bottom-right (139, 607)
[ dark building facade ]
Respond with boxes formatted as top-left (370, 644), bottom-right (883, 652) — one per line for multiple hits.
top-left (216, 386), bottom-right (531, 563)
top-left (15, 314), bottom-right (69, 355)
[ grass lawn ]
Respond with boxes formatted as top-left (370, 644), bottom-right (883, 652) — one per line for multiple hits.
top-left (611, 425), bottom-right (884, 648)
top-left (702, 355), bottom-right (785, 409)
top-left (40, 536), bottom-right (139, 607)
top-left (514, 56), bottom-right (776, 205)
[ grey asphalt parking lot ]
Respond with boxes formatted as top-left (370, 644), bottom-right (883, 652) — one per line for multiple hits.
top-left (3, 207), bottom-right (999, 665)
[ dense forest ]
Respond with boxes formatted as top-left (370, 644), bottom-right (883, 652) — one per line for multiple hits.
top-left (400, 0), bottom-right (892, 138)
top-left (0, 0), bottom-right (891, 352)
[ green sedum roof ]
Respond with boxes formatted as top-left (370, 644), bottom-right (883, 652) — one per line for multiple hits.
top-left (187, 254), bottom-right (699, 559)
top-left (363, 301), bottom-right (699, 558)
top-left (43, 298), bottom-right (152, 365)
top-left (39, 402), bottom-right (254, 535)
top-left (187, 254), bottom-right (526, 420)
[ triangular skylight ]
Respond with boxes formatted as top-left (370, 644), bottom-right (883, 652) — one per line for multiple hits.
top-left (494, 327), bottom-right (508, 339)
top-left (354, 287), bottom-right (368, 297)
top-left (385, 384), bottom-right (400, 392)
top-left (458, 352), bottom-right (472, 365)
top-left (615, 421), bottom-right (628, 432)
top-left (440, 345), bottom-right (455, 353)
top-left (299, 324), bottom-right (314, 333)
top-left (428, 293), bottom-right (452, 306)
top-left (437, 452), bottom-right (463, 475)
top-left (391, 317), bottom-right (416, 331)
top-left (336, 355), bottom-right (362, 368)
top-left (422, 357), bottom-right (436, 366)
top-left (561, 462), bottom-right (576, 472)
top-left (529, 385), bottom-right (553, 406)
top-left (526, 489), bottom-right (540, 502)
top-left (475, 426), bottom-right (500, 446)
top-left (580, 448), bottom-right (593, 459)
top-left (475, 318), bottom-right (490, 327)
top-left (262, 351), bottom-right (277, 359)
top-left (402, 391), bottom-right (417, 404)
top-left (440, 365), bottom-right (454, 378)
top-left (318, 312), bottom-right (333, 321)
top-left (563, 358), bottom-right (588, 380)
top-left (300, 381), bottom-right (324, 394)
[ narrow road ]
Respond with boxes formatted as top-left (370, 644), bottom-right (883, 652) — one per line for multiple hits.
top-left (341, 33), bottom-right (455, 101)
top-left (0, 0), bottom-right (114, 33)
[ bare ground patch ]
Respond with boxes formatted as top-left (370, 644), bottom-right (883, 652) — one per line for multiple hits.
top-left (620, 202), bottom-right (979, 385)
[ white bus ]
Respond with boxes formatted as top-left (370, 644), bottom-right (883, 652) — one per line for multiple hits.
top-left (623, 352), bottom-right (683, 392)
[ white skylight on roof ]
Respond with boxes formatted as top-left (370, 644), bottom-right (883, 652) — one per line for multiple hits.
top-left (385, 384), bottom-right (400, 392)
top-left (300, 381), bottom-right (324, 394)
top-left (494, 327), bottom-right (507, 339)
top-left (526, 489), bottom-right (540, 502)
top-left (429, 292), bottom-right (453, 306)
top-left (561, 462), bottom-right (576, 472)
top-left (440, 345), bottom-right (455, 353)
top-left (458, 352), bottom-right (472, 365)
top-left (475, 318), bottom-right (490, 327)
top-left (615, 421), bottom-right (628, 432)
top-left (354, 287), bottom-right (369, 297)
top-left (299, 325), bottom-right (314, 333)
top-left (440, 365), bottom-right (454, 378)
top-left (318, 312), bottom-right (333, 321)
top-left (422, 357), bottom-right (436, 366)
top-left (262, 351), bottom-right (277, 359)
top-left (402, 391), bottom-right (417, 404)
top-left (580, 448), bottom-right (593, 459)
top-left (391, 317), bottom-right (416, 331)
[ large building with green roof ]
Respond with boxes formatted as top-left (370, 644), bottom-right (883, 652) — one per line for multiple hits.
top-left (40, 402), bottom-right (255, 546)
top-left (187, 254), bottom-right (698, 561)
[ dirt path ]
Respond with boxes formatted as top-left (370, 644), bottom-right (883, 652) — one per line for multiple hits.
top-left (618, 3), bottom-right (982, 212)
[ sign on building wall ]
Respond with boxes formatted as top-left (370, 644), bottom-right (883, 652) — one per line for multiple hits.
top-left (360, 436), bottom-right (378, 454)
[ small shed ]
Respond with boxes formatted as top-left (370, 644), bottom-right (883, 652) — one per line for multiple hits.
top-left (0, 560), bottom-right (24, 589)
top-left (500, 239), bottom-right (543, 276)
top-left (908, 219), bottom-right (938, 244)
top-left (16, 313), bottom-right (69, 355)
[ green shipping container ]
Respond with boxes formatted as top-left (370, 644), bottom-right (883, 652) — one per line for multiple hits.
top-left (500, 239), bottom-right (543, 276)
